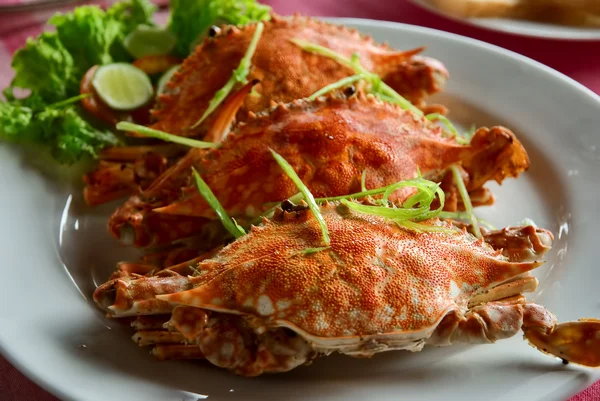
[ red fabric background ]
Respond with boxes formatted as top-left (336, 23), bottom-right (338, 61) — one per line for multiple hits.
top-left (0, 1), bottom-right (598, 400)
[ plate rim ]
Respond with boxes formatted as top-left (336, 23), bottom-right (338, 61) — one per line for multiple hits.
top-left (1, 16), bottom-right (600, 401)
top-left (408, 0), bottom-right (600, 41)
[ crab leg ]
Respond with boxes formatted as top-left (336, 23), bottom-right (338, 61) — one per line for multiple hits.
top-left (99, 144), bottom-right (185, 161)
top-left (152, 345), bottom-right (205, 360)
top-left (430, 300), bottom-right (600, 367)
top-left (203, 79), bottom-right (259, 143)
top-left (446, 223), bottom-right (554, 262)
top-left (131, 315), bottom-right (171, 330)
top-left (482, 225), bottom-right (554, 262)
top-left (93, 275), bottom-right (193, 317)
top-left (94, 245), bottom-right (224, 316)
top-left (83, 161), bottom-right (137, 206)
top-left (83, 146), bottom-right (182, 206)
top-left (109, 262), bottom-right (158, 280)
top-left (524, 316), bottom-right (600, 367)
top-left (133, 330), bottom-right (187, 346)
top-left (162, 307), bottom-right (315, 376)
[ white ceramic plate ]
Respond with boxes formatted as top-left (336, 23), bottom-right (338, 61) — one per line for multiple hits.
top-left (410, 0), bottom-right (600, 40)
top-left (1, 18), bottom-right (600, 401)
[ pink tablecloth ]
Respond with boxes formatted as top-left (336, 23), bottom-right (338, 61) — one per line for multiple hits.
top-left (0, 1), bottom-right (599, 400)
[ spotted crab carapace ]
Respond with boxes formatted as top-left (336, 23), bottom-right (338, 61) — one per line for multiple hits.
top-left (106, 92), bottom-right (529, 248)
top-left (82, 15), bottom-right (449, 206)
top-left (152, 15), bottom-right (449, 138)
top-left (94, 202), bottom-right (600, 376)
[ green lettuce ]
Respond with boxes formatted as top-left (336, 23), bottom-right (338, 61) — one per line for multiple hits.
top-left (1, 0), bottom-right (271, 165)
top-left (0, 101), bottom-right (120, 164)
top-left (168, 0), bottom-right (271, 57)
top-left (1, 0), bottom-right (154, 164)
top-left (8, 33), bottom-right (77, 104)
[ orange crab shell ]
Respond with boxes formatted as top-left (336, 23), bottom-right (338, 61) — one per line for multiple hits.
top-left (160, 203), bottom-right (542, 342)
top-left (154, 92), bottom-right (528, 220)
top-left (108, 91), bottom-right (530, 248)
top-left (151, 15), bottom-right (448, 137)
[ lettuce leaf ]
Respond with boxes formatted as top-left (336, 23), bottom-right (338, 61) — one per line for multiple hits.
top-left (1, 0), bottom-right (154, 164)
top-left (0, 102), bottom-right (120, 164)
top-left (37, 107), bottom-right (121, 164)
top-left (168, 0), bottom-right (271, 57)
top-left (0, 102), bottom-right (36, 141)
top-left (8, 33), bottom-right (78, 104)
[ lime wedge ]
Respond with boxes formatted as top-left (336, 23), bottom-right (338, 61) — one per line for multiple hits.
top-left (157, 65), bottom-right (180, 96)
top-left (123, 25), bottom-right (177, 59)
top-left (92, 63), bottom-right (154, 111)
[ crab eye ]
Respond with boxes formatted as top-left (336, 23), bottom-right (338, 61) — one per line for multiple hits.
top-left (208, 26), bottom-right (221, 38)
top-left (281, 199), bottom-right (308, 213)
top-left (344, 85), bottom-right (356, 97)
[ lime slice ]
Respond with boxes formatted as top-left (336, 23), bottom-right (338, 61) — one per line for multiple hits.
top-left (156, 65), bottom-right (180, 96)
top-left (123, 25), bottom-right (177, 59)
top-left (92, 63), bottom-right (154, 111)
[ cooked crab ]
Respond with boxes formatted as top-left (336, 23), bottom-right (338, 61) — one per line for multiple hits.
top-left (107, 92), bottom-right (529, 247)
top-left (83, 144), bottom-right (188, 206)
top-left (83, 16), bottom-right (448, 205)
top-left (94, 202), bottom-right (600, 376)
top-left (151, 15), bottom-right (449, 138)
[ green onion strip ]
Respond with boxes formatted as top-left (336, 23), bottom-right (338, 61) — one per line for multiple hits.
top-left (450, 165), bottom-right (481, 238)
top-left (192, 167), bottom-right (246, 238)
top-left (191, 21), bottom-right (264, 128)
top-left (360, 169), bottom-right (368, 192)
top-left (269, 148), bottom-right (330, 246)
top-left (291, 39), bottom-right (422, 116)
top-left (116, 122), bottom-right (218, 148)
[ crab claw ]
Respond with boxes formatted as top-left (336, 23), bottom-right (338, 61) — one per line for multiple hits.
top-left (83, 144), bottom-right (185, 206)
top-left (93, 275), bottom-right (193, 317)
top-left (203, 79), bottom-right (259, 143)
top-left (382, 55), bottom-right (449, 107)
top-left (463, 126), bottom-right (530, 191)
top-left (524, 316), bottom-right (600, 367)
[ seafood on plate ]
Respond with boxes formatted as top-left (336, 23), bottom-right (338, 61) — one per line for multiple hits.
top-left (94, 200), bottom-right (600, 376)
top-left (106, 91), bottom-right (529, 248)
top-left (83, 15), bottom-right (449, 206)
top-left (152, 15), bottom-right (449, 138)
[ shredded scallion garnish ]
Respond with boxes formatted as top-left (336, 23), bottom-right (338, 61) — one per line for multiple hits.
top-left (192, 167), bottom-right (246, 238)
top-left (340, 176), bottom-right (444, 219)
top-left (191, 22), bottom-right (264, 128)
top-left (291, 39), bottom-right (422, 116)
top-left (116, 122), bottom-right (218, 149)
top-left (426, 113), bottom-right (470, 145)
top-left (308, 74), bottom-right (365, 101)
top-left (360, 169), bottom-right (368, 192)
top-left (47, 93), bottom-right (91, 109)
top-left (269, 148), bottom-right (330, 246)
top-left (450, 165), bottom-right (481, 238)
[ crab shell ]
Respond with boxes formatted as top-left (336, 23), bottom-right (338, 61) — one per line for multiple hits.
top-left (156, 203), bottom-right (542, 352)
top-left (151, 15), bottom-right (448, 138)
top-left (95, 203), bottom-right (600, 375)
top-left (108, 92), bottom-right (529, 247)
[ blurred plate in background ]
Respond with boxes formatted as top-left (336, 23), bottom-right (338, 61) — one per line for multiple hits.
top-left (409, 0), bottom-right (600, 40)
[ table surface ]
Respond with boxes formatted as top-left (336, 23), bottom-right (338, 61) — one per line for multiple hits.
top-left (0, 0), bottom-right (599, 400)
